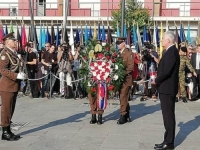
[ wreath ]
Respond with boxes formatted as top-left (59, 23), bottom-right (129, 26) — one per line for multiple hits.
top-left (79, 40), bottom-right (126, 96)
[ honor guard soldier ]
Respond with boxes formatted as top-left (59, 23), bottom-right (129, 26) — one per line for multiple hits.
top-left (116, 37), bottom-right (134, 124)
top-left (0, 32), bottom-right (27, 141)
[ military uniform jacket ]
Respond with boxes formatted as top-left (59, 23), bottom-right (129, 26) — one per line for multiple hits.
top-left (121, 48), bottom-right (134, 86)
top-left (0, 47), bottom-right (20, 92)
top-left (179, 55), bottom-right (195, 76)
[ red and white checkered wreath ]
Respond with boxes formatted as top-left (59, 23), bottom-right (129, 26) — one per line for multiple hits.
top-left (79, 40), bottom-right (126, 96)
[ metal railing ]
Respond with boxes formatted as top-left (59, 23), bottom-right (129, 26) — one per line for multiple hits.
top-left (0, 1), bottom-right (200, 17)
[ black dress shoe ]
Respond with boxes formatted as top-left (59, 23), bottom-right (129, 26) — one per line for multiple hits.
top-left (154, 144), bottom-right (174, 150)
top-left (90, 114), bottom-right (97, 124)
top-left (117, 115), bottom-right (127, 124)
top-left (182, 97), bottom-right (187, 103)
top-left (7, 126), bottom-right (20, 139)
top-left (97, 114), bottom-right (103, 125)
top-left (1, 127), bottom-right (20, 141)
top-left (125, 112), bottom-right (131, 122)
top-left (155, 142), bottom-right (164, 147)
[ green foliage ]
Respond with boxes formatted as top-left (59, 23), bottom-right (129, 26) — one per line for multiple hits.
top-left (79, 39), bottom-right (126, 95)
top-left (111, 0), bottom-right (151, 32)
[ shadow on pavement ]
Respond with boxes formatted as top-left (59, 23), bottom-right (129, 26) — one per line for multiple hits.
top-left (176, 115), bottom-right (200, 146)
top-left (103, 103), bottom-right (161, 122)
top-left (19, 111), bottom-right (89, 136)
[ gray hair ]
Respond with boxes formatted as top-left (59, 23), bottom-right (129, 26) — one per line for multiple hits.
top-left (164, 31), bottom-right (175, 43)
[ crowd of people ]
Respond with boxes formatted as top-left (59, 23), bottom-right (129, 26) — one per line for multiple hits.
top-left (1, 33), bottom-right (199, 103)
top-left (4, 41), bottom-right (86, 99)
top-left (0, 30), bottom-right (200, 150)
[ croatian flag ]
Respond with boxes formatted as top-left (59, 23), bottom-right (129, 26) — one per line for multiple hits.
top-left (97, 82), bottom-right (107, 110)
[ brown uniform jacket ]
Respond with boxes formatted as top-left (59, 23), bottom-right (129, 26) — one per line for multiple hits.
top-left (0, 47), bottom-right (20, 92)
top-left (121, 48), bottom-right (134, 86)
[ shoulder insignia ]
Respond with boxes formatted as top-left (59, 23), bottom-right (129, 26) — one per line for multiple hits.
top-left (1, 55), bottom-right (5, 60)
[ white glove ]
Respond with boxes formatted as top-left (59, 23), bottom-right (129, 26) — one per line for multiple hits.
top-left (17, 54), bottom-right (21, 59)
top-left (17, 72), bottom-right (27, 80)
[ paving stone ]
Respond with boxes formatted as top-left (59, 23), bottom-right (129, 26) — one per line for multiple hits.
top-left (0, 96), bottom-right (200, 149)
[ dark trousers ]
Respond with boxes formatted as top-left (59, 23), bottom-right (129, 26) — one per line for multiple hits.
top-left (28, 70), bottom-right (36, 95)
top-left (196, 71), bottom-right (200, 96)
top-left (119, 84), bottom-right (130, 115)
top-left (1, 91), bottom-right (17, 127)
top-left (151, 84), bottom-right (157, 96)
top-left (159, 93), bottom-right (176, 145)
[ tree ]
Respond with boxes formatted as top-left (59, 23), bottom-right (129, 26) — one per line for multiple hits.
top-left (111, 0), bottom-right (151, 32)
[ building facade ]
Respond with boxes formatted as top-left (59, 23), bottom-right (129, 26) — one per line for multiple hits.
top-left (0, 0), bottom-right (200, 44)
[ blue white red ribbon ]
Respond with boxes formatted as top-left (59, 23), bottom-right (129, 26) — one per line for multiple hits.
top-left (97, 81), bottom-right (107, 110)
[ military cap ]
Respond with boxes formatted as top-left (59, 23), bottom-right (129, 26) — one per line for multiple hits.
top-left (2, 32), bottom-right (17, 41)
top-left (116, 37), bottom-right (126, 45)
top-left (2, 32), bottom-right (16, 41)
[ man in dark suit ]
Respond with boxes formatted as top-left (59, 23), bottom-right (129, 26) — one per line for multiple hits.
top-left (190, 44), bottom-right (200, 97)
top-left (152, 31), bottom-right (180, 150)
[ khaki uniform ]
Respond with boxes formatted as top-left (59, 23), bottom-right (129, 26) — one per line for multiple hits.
top-left (178, 55), bottom-right (195, 97)
top-left (88, 93), bottom-right (104, 114)
top-left (0, 47), bottom-right (20, 127)
top-left (119, 48), bottom-right (134, 115)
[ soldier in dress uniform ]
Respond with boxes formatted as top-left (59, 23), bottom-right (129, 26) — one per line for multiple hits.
top-left (176, 43), bottom-right (197, 103)
top-left (116, 37), bottom-right (134, 124)
top-left (88, 93), bottom-right (104, 125)
top-left (0, 32), bottom-right (27, 141)
top-left (88, 40), bottom-right (104, 125)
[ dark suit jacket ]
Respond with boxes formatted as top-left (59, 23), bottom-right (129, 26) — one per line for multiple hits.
top-left (190, 53), bottom-right (196, 69)
top-left (155, 45), bottom-right (180, 95)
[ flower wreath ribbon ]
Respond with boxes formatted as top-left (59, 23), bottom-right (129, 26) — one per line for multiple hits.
top-left (97, 81), bottom-right (107, 110)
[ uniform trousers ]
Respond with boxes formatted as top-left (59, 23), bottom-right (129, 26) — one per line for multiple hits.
top-left (119, 84), bottom-right (130, 115)
top-left (1, 91), bottom-right (18, 127)
top-left (88, 93), bottom-right (104, 114)
top-left (178, 74), bottom-right (186, 97)
top-left (159, 93), bottom-right (176, 145)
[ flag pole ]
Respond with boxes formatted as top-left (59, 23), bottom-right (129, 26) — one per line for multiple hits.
top-left (63, 0), bottom-right (69, 43)
top-left (121, 0), bottom-right (125, 37)
top-left (28, 0), bottom-right (37, 49)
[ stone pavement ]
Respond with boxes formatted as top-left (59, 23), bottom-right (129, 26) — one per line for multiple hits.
top-left (0, 96), bottom-right (200, 150)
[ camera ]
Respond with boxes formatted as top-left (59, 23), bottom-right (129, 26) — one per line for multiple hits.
top-left (141, 42), bottom-right (154, 62)
top-left (62, 45), bottom-right (70, 61)
top-left (141, 49), bottom-right (151, 62)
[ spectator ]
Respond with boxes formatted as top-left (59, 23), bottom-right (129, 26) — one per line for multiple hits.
top-left (26, 44), bottom-right (38, 97)
top-left (41, 45), bottom-right (57, 98)
top-left (57, 45), bottom-right (73, 98)
top-left (131, 46), bottom-right (141, 99)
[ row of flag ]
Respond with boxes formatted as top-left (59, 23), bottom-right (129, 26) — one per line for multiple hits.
top-left (0, 21), bottom-right (114, 55)
top-left (0, 21), bottom-right (196, 56)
